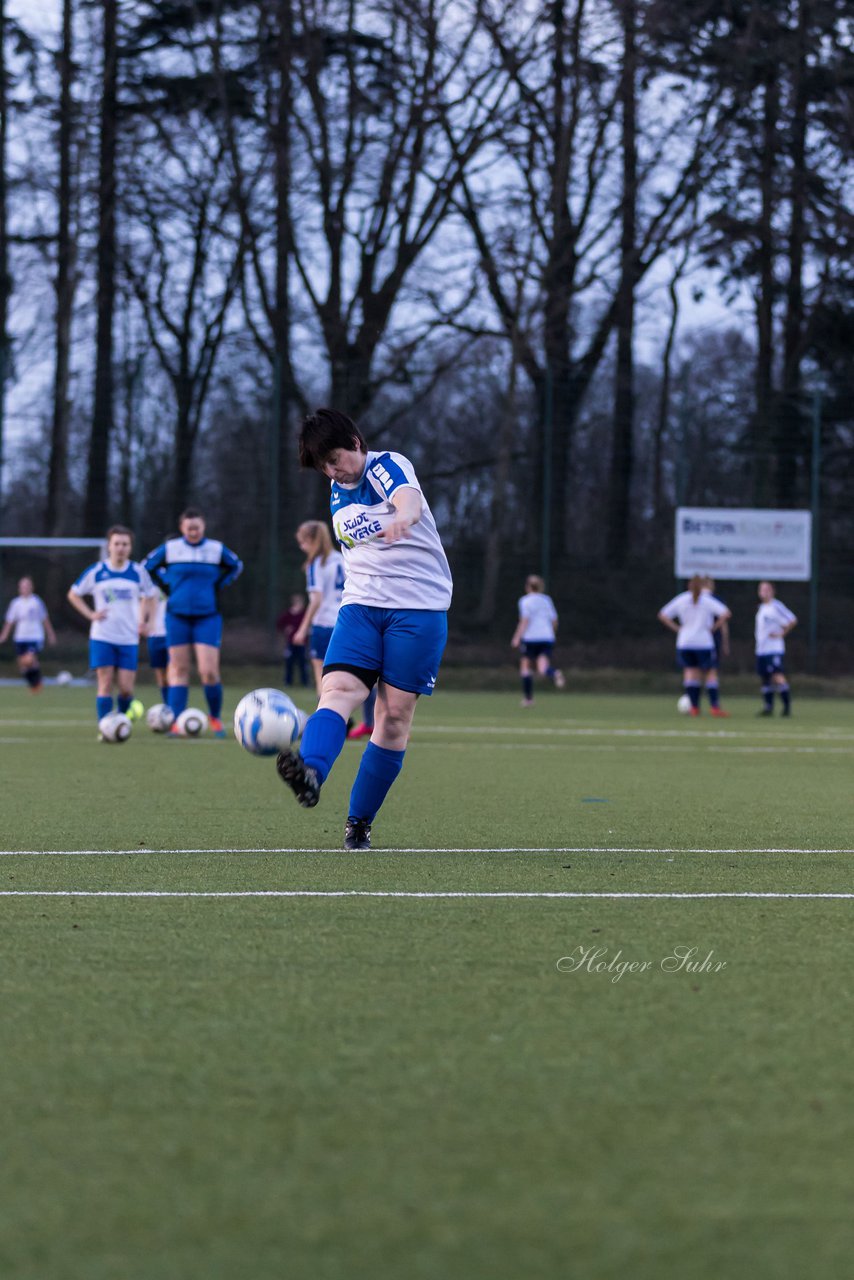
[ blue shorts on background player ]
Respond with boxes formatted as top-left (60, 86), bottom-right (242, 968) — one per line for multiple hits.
top-left (276, 408), bottom-right (453, 851)
top-left (144, 508), bottom-right (242, 737)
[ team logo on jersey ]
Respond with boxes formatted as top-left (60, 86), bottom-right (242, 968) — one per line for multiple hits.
top-left (370, 462), bottom-right (395, 493)
top-left (334, 507), bottom-right (388, 549)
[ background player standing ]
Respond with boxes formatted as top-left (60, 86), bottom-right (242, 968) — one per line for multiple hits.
top-left (67, 526), bottom-right (155, 729)
top-left (657, 576), bottom-right (732, 716)
top-left (276, 408), bottom-right (453, 850)
top-left (0, 576), bottom-right (56, 692)
top-left (755, 581), bottom-right (797, 716)
top-left (293, 521), bottom-right (345, 696)
top-left (510, 574), bottom-right (566, 706)
top-left (144, 508), bottom-right (242, 738)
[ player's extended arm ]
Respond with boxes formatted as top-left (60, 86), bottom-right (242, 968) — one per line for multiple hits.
top-left (143, 546), bottom-right (170, 595)
top-left (381, 487), bottom-right (422, 544)
top-left (511, 614), bottom-right (528, 648)
top-left (0, 621), bottom-right (10, 644)
top-left (216, 546), bottom-right (244, 589)
top-left (294, 593), bottom-right (322, 644)
top-left (657, 611), bottom-right (680, 634)
top-left (44, 615), bottom-right (57, 645)
top-left (67, 588), bottom-right (106, 624)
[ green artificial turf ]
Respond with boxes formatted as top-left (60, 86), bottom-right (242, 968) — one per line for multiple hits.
top-left (2, 681), bottom-right (854, 1279)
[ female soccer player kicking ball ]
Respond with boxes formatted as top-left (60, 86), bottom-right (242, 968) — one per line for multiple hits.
top-left (275, 409), bottom-right (453, 851)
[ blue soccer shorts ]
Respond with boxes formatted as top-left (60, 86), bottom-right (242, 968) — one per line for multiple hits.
top-left (324, 605), bottom-right (448, 696)
top-left (677, 647), bottom-right (717, 671)
top-left (15, 641), bottom-right (42, 656)
top-left (520, 640), bottom-right (554, 660)
top-left (89, 639), bottom-right (139, 671)
top-left (166, 612), bottom-right (223, 648)
top-left (756, 653), bottom-right (786, 679)
top-left (147, 634), bottom-right (169, 669)
top-left (309, 625), bottom-right (335, 661)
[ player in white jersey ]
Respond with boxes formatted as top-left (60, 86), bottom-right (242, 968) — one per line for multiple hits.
top-left (293, 521), bottom-right (346, 694)
top-left (276, 408), bottom-right (453, 850)
top-left (146, 590), bottom-right (169, 693)
top-left (0, 576), bottom-right (56, 692)
top-left (511, 574), bottom-right (566, 706)
top-left (67, 526), bottom-right (156, 728)
top-left (755, 581), bottom-right (797, 716)
top-left (658, 576), bottom-right (732, 716)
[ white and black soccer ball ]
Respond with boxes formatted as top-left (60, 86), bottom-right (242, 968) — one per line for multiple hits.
top-left (176, 707), bottom-right (208, 737)
top-left (677, 694), bottom-right (692, 715)
top-left (146, 703), bottom-right (175, 733)
top-left (233, 688), bottom-right (305, 756)
top-left (55, 670), bottom-right (74, 686)
top-left (99, 712), bottom-right (132, 743)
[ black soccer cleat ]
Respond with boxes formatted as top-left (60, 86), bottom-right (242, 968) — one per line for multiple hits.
top-left (756, 708), bottom-right (773, 717)
top-left (343, 816), bottom-right (372, 851)
top-left (275, 751), bottom-right (321, 808)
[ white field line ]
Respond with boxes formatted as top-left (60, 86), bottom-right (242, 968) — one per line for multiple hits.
top-left (1, 889), bottom-right (854, 900)
top-left (412, 742), bottom-right (854, 755)
top-left (1, 846), bottom-right (853, 857)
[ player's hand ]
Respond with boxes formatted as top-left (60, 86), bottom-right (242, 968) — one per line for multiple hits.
top-left (92, 609), bottom-right (108, 622)
top-left (379, 515), bottom-right (414, 544)
top-left (511, 638), bottom-right (520, 649)
top-left (138, 623), bottom-right (149, 638)
top-left (293, 626), bottom-right (308, 645)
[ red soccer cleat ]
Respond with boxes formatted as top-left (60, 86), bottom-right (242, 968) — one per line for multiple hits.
top-left (347, 722), bottom-right (372, 740)
top-left (689, 706), bottom-right (700, 717)
top-left (709, 707), bottom-right (730, 718)
top-left (208, 717), bottom-right (227, 738)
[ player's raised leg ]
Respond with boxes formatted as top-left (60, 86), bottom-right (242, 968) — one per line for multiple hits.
top-left (277, 668), bottom-right (368, 807)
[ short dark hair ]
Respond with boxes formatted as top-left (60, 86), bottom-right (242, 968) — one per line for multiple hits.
top-left (298, 408), bottom-right (366, 471)
top-left (179, 507), bottom-right (204, 523)
top-left (106, 524), bottom-right (133, 541)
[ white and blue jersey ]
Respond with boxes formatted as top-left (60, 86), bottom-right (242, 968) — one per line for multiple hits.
top-left (5, 595), bottom-right (48, 644)
top-left (144, 537), bottom-right (242, 617)
top-left (72, 560), bottom-right (155, 645)
top-left (330, 451), bottom-right (452, 611)
top-left (660, 591), bottom-right (728, 651)
top-left (518, 593), bottom-right (557, 642)
top-left (307, 552), bottom-right (345, 627)
top-left (755, 599), bottom-right (797, 655)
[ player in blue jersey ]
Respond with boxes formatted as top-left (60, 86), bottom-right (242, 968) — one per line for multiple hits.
top-left (276, 408), bottom-right (453, 850)
top-left (67, 526), bottom-right (156, 729)
top-left (143, 508), bottom-right (242, 737)
top-left (511, 575), bottom-right (566, 706)
top-left (0, 576), bottom-right (57, 692)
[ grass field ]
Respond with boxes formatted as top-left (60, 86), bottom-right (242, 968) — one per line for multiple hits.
top-left (2, 680), bottom-right (854, 1279)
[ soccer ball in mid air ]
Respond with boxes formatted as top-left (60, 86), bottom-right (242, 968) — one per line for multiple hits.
top-left (233, 688), bottom-right (305, 756)
top-left (146, 703), bottom-right (175, 733)
top-left (99, 712), bottom-right (132, 743)
top-left (176, 708), bottom-right (208, 737)
top-left (677, 694), bottom-right (692, 715)
top-left (55, 670), bottom-right (73, 686)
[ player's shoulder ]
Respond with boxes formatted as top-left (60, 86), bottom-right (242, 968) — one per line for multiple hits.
top-left (367, 450), bottom-right (418, 490)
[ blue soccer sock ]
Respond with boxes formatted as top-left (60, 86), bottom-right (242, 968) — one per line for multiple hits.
top-left (204, 682), bottom-right (223, 719)
top-left (96, 695), bottom-right (113, 720)
top-left (706, 681), bottom-right (720, 709)
top-left (348, 743), bottom-right (405, 822)
top-left (117, 694), bottom-right (132, 714)
top-left (24, 666), bottom-right (41, 688)
top-left (779, 683), bottom-right (790, 712)
top-left (684, 681), bottom-right (701, 709)
top-left (167, 684), bottom-right (189, 717)
top-left (300, 708), bottom-right (348, 784)
top-left (522, 675), bottom-right (534, 701)
top-left (762, 685), bottom-right (774, 711)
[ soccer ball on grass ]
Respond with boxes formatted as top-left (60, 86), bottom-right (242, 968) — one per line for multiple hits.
top-left (233, 688), bottom-right (306, 756)
top-left (99, 712), bottom-right (132, 743)
top-left (677, 694), bottom-right (692, 715)
top-left (146, 703), bottom-right (175, 733)
top-left (176, 707), bottom-right (208, 737)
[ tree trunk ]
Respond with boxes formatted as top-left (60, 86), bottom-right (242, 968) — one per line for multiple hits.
top-left (172, 372), bottom-right (194, 517)
top-left (777, 0), bottom-right (808, 507)
top-left (84, 0), bottom-right (118, 534)
top-left (0, 0), bottom-right (9, 532)
top-left (47, 0), bottom-right (75, 536)
top-left (273, 0), bottom-right (294, 515)
top-left (752, 69), bottom-right (778, 507)
top-left (607, 0), bottom-right (638, 567)
top-left (477, 338), bottom-right (520, 624)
